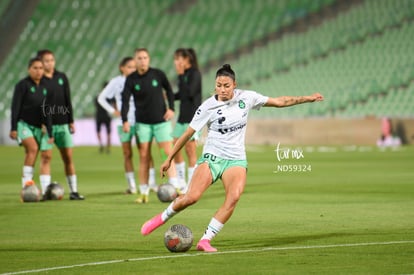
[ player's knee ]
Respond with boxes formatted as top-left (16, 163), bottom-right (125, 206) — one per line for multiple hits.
top-left (227, 190), bottom-right (243, 206)
top-left (26, 147), bottom-right (38, 157)
top-left (41, 152), bottom-right (52, 164)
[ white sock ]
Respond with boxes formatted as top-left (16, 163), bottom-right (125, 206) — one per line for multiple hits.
top-left (149, 168), bottom-right (156, 186)
top-left (175, 162), bottom-right (185, 182)
top-left (39, 175), bottom-right (51, 195)
top-left (169, 177), bottom-right (179, 189)
top-left (161, 201), bottom-right (178, 222)
top-left (188, 166), bottom-right (195, 183)
top-left (125, 172), bottom-right (136, 191)
top-left (22, 166), bottom-right (34, 187)
top-left (67, 175), bottom-right (78, 193)
top-left (201, 217), bottom-right (224, 241)
top-left (139, 184), bottom-right (149, 196)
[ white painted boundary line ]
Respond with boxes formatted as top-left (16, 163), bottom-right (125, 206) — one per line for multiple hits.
top-left (2, 240), bottom-right (414, 275)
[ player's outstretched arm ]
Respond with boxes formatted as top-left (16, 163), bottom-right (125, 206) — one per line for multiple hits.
top-left (264, 93), bottom-right (324, 108)
top-left (160, 127), bottom-right (195, 177)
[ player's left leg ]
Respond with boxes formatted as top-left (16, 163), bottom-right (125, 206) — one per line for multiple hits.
top-left (56, 125), bottom-right (84, 200)
top-left (104, 120), bottom-right (111, 154)
top-left (197, 165), bottom-right (247, 252)
top-left (154, 121), bottom-right (182, 192)
top-left (59, 147), bottom-right (84, 200)
top-left (39, 130), bottom-right (54, 197)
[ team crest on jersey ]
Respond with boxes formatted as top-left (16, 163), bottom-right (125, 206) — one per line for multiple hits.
top-left (238, 100), bottom-right (246, 109)
top-left (135, 84), bottom-right (141, 91)
top-left (43, 88), bottom-right (47, 95)
top-left (30, 86), bottom-right (36, 93)
top-left (58, 78), bottom-right (64, 85)
top-left (152, 79), bottom-right (158, 87)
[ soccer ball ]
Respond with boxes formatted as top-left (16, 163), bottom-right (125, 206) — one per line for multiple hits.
top-left (157, 183), bottom-right (178, 203)
top-left (20, 180), bottom-right (41, 202)
top-left (164, 224), bottom-right (193, 252)
top-left (45, 182), bottom-right (64, 200)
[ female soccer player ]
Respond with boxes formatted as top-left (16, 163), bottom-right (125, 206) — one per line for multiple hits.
top-left (141, 64), bottom-right (324, 252)
top-left (95, 81), bottom-right (113, 154)
top-left (98, 57), bottom-right (157, 194)
top-left (121, 48), bottom-right (182, 203)
top-left (37, 49), bottom-right (84, 200)
top-left (9, 57), bottom-right (53, 189)
top-left (172, 48), bottom-right (202, 188)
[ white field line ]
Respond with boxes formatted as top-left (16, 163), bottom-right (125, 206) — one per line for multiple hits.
top-left (2, 240), bottom-right (414, 275)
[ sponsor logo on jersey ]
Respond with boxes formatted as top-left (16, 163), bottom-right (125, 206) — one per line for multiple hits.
top-left (218, 123), bottom-right (246, 134)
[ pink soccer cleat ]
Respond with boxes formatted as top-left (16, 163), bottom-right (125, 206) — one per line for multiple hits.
top-left (141, 213), bottom-right (165, 235)
top-left (196, 239), bottom-right (217, 252)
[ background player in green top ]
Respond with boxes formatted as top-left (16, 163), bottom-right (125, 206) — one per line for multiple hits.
top-left (37, 49), bottom-right (84, 200)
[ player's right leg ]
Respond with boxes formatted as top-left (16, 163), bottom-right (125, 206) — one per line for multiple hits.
top-left (197, 165), bottom-right (247, 252)
top-left (18, 122), bottom-right (39, 187)
top-left (141, 162), bottom-right (212, 235)
top-left (118, 125), bottom-right (136, 194)
top-left (136, 141), bottom-right (151, 203)
top-left (122, 141), bottom-right (136, 194)
top-left (96, 121), bottom-right (104, 153)
top-left (21, 137), bottom-right (39, 187)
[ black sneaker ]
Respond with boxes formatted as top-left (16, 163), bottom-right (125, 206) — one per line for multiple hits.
top-left (70, 192), bottom-right (85, 200)
top-left (40, 194), bottom-right (49, 202)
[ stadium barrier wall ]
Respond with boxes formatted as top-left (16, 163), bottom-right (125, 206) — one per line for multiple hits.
top-left (1, 118), bottom-right (412, 146)
top-left (245, 118), bottom-right (414, 145)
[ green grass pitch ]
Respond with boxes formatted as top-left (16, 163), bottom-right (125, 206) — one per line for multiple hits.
top-left (0, 144), bottom-right (413, 274)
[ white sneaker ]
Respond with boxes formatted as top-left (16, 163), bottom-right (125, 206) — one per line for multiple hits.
top-left (177, 179), bottom-right (187, 194)
top-left (149, 182), bottom-right (158, 193)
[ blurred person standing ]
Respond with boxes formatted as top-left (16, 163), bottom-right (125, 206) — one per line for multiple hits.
top-left (121, 48), bottom-right (182, 203)
top-left (172, 48), bottom-right (202, 189)
top-left (9, 57), bottom-right (53, 192)
top-left (37, 49), bottom-right (84, 200)
top-left (95, 81), bottom-right (113, 154)
top-left (98, 57), bottom-right (158, 194)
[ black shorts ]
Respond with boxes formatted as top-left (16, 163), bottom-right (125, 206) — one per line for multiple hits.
top-left (96, 118), bottom-right (111, 134)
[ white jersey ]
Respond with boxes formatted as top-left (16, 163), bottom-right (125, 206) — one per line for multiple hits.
top-left (97, 75), bottom-right (135, 125)
top-left (190, 89), bottom-right (268, 160)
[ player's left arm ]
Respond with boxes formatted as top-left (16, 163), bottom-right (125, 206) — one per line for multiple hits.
top-left (161, 71), bottom-right (175, 112)
top-left (160, 127), bottom-right (195, 177)
top-left (63, 74), bottom-right (75, 133)
top-left (264, 93), bottom-right (324, 108)
top-left (161, 71), bottom-right (175, 121)
top-left (43, 88), bottom-right (54, 140)
top-left (63, 74), bottom-right (75, 124)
